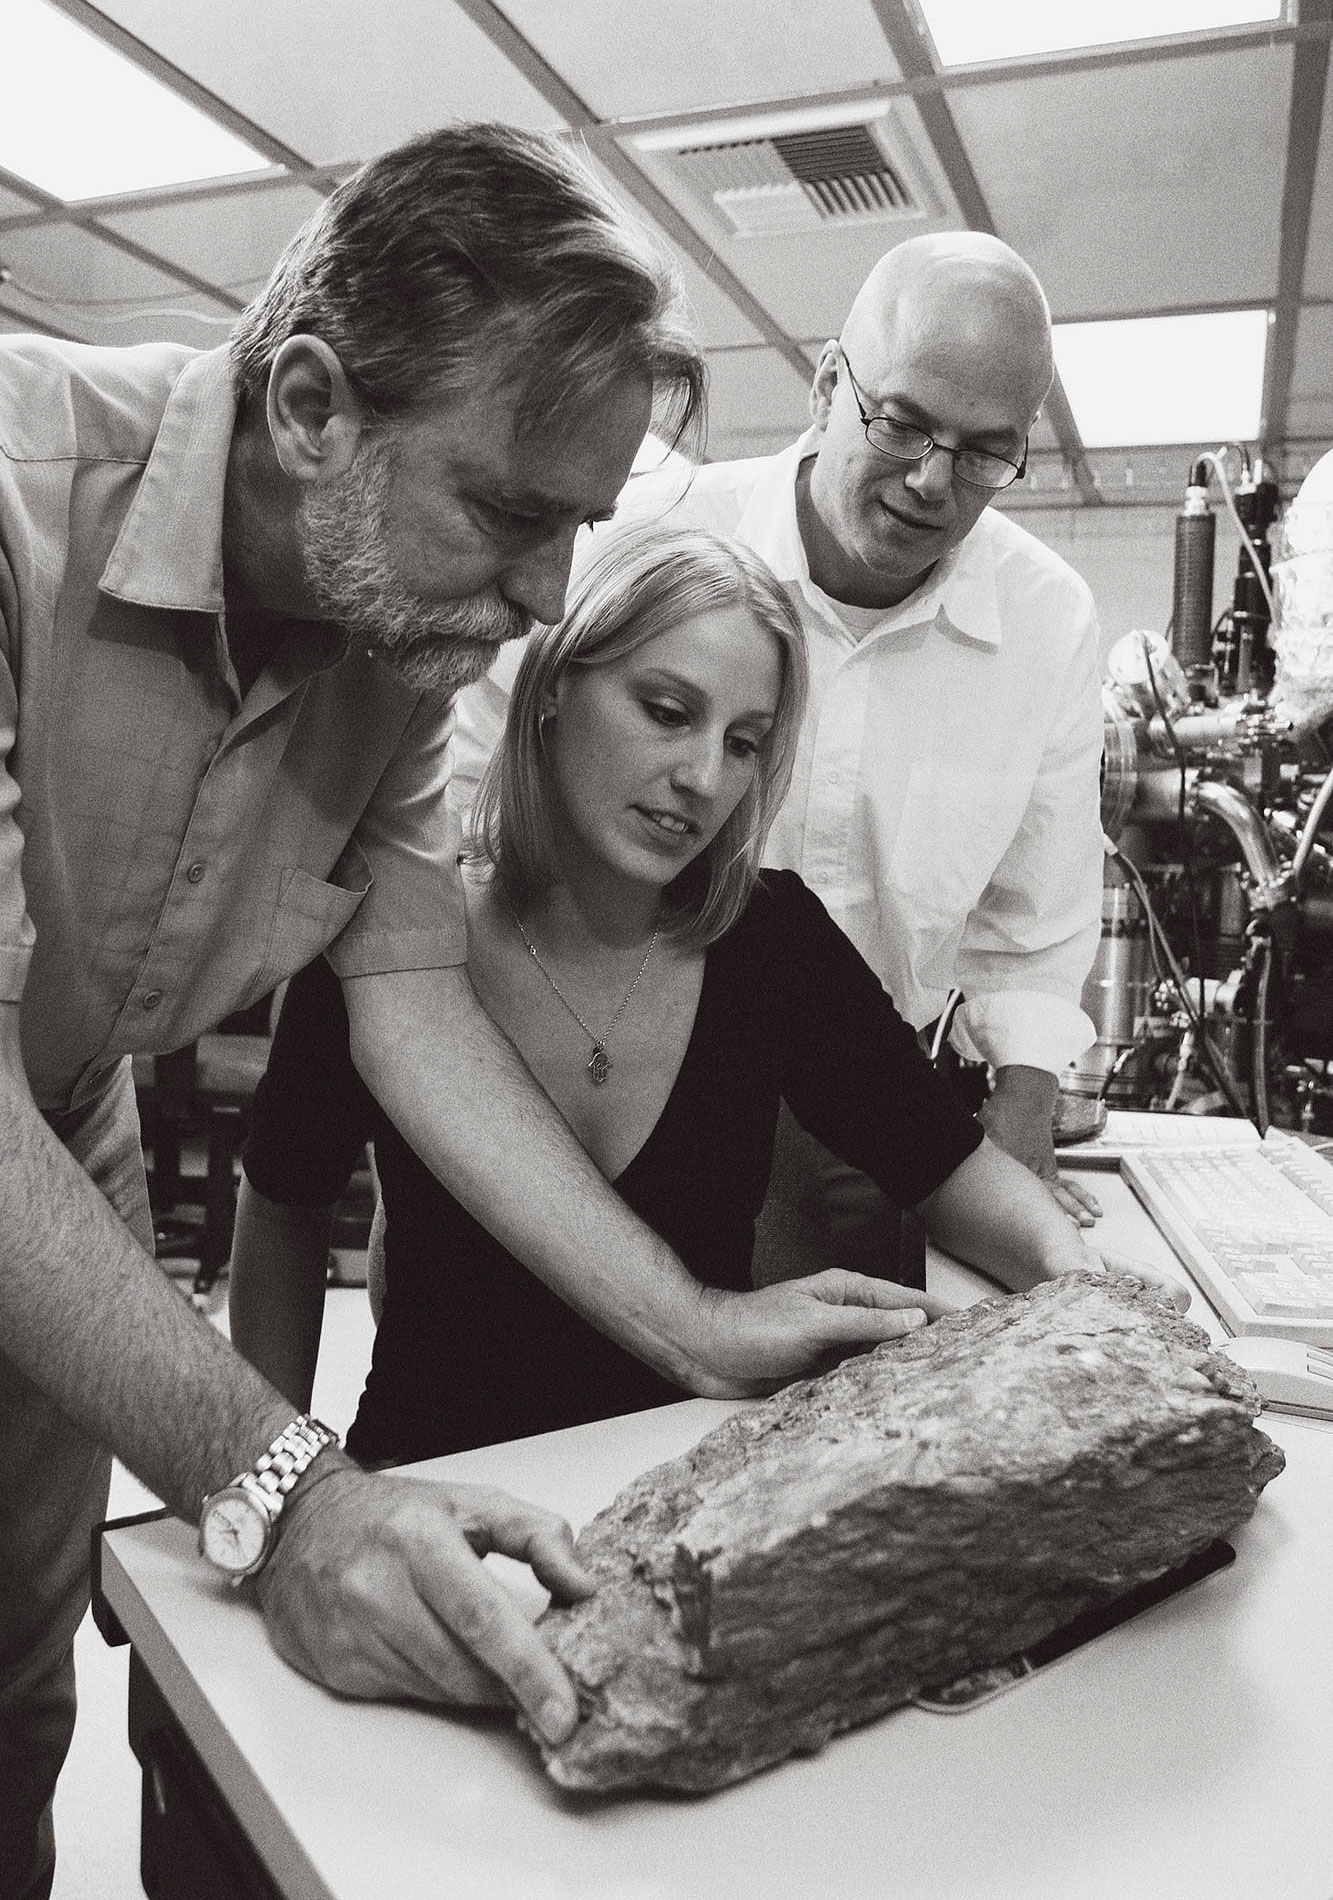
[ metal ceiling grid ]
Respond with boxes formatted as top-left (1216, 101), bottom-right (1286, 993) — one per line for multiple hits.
top-left (0, 0), bottom-right (1328, 500)
top-left (87, 0), bottom-right (567, 155)
top-left (99, 182), bottom-right (327, 303)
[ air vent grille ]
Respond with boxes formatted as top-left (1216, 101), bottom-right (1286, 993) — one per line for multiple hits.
top-left (668, 119), bottom-right (920, 237)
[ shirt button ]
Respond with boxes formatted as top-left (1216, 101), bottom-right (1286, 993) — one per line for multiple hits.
top-left (185, 861), bottom-right (206, 884)
top-left (826, 769), bottom-right (843, 785)
top-left (141, 990), bottom-right (163, 1011)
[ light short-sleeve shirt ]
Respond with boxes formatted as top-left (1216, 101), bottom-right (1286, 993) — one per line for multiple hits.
top-left (452, 432), bottom-right (1103, 1075)
top-left (0, 335), bottom-right (465, 1114)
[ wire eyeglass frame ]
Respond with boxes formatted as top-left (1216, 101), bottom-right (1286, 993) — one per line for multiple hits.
top-left (835, 343), bottom-right (1028, 491)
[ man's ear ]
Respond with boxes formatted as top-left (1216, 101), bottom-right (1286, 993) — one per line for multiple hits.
top-left (266, 336), bottom-right (365, 483)
top-left (809, 340), bottom-right (840, 432)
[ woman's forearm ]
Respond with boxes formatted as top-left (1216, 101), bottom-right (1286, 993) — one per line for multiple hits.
top-left (228, 1177), bottom-right (334, 1410)
top-left (917, 1136), bottom-right (1094, 1293)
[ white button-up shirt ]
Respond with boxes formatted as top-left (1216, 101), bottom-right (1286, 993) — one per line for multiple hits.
top-left (452, 432), bottom-right (1103, 1075)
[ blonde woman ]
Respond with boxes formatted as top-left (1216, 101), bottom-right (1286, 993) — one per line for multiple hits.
top-left (232, 526), bottom-right (1178, 1462)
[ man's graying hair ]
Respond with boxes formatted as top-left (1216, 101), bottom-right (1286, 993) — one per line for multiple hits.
top-left (230, 122), bottom-right (705, 445)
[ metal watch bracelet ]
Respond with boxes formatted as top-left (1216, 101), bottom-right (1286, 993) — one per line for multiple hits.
top-left (230, 1413), bottom-right (340, 1520)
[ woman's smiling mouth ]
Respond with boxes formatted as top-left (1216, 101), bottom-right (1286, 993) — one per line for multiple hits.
top-left (635, 805), bottom-right (696, 838)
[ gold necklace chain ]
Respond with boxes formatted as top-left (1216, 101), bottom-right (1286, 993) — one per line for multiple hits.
top-left (511, 910), bottom-right (661, 1086)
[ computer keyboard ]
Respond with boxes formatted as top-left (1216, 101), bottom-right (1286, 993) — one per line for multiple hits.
top-left (1121, 1135), bottom-right (1333, 1347)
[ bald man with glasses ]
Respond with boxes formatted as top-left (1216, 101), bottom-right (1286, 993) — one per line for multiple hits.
top-left (454, 231), bottom-right (1106, 1278)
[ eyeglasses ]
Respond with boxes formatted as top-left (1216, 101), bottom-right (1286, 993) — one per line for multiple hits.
top-left (835, 344), bottom-right (1027, 492)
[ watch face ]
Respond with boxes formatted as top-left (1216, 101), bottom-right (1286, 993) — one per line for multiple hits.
top-left (200, 1488), bottom-right (269, 1575)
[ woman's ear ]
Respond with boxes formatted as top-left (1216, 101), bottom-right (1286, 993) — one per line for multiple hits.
top-left (266, 335), bottom-right (365, 484)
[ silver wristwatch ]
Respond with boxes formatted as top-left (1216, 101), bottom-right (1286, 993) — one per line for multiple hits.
top-left (198, 1414), bottom-right (340, 1582)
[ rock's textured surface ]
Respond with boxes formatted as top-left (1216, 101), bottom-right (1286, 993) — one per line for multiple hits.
top-left (534, 1274), bottom-right (1284, 1793)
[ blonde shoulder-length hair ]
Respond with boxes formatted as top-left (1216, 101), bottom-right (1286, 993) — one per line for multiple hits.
top-left (468, 523), bottom-right (808, 949)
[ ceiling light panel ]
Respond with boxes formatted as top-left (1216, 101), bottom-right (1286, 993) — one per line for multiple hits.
top-left (1052, 309), bottom-right (1270, 447)
top-left (917, 0), bottom-right (1284, 66)
top-left (494, 0), bottom-right (900, 119)
top-left (1, 0), bottom-right (272, 200)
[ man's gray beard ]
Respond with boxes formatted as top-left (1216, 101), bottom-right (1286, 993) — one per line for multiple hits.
top-left (301, 438), bottom-right (531, 698)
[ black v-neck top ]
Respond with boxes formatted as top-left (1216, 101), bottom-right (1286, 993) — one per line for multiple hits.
top-left (243, 871), bottom-right (982, 1462)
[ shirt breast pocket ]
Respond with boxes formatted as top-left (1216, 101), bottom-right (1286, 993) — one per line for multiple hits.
top-left (240, 858), bottom-right (372, 1008)
top-left (890, 760), bottom-right (1029, 925)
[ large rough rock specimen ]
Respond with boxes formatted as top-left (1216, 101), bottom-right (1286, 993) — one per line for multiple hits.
top-left (534, 1273), bottom-right (1284, 1793)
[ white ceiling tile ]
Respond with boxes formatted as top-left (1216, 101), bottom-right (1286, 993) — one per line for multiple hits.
top-left (92, 0), bottom-right (566, 164)
top-left (699, 345), bottom-right (811, 461)
top-left (496, 0), bottom-right (900, 120)
top-left (1287, 304), bottom-right (1333, 446)
top-left (0, 4), bottom-right (1318, 473)
top-left (947, 44), bottom-right (1289, 318)
top-left (1286, 393), bottom-right (1333, 448)
top-left (0, 185), bottom-right (45, 221)
top-left (671, 249), bottom-right (764, 348)
top-left (100, 183), bottom-right (327, 301)
top-left (1302, 76), bottom-right (1333, 300)
top-left (0, 221), bottom-right (219, 305)
top-left (578, 152), bottom-right (763, 348)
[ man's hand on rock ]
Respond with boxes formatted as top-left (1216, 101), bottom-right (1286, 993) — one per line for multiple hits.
top-left (252, 1465), bottom-right (595, 1743)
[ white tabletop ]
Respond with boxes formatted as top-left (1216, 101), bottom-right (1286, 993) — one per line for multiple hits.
top-left (102, 1170), bottom-right (1333, 1900)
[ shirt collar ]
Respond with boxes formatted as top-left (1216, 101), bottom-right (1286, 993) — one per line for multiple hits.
top-left (99, 345), bottom-right (235, 614)
top-left (758, 426), bottom-right (1005, 649)
top-left (734, 432), bottom-right (817, 585)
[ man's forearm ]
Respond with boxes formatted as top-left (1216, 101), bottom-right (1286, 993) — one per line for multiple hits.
top-left (1, 1062), bottom-right (300, 1519)
top-left (229, 1177), bottom-right (334, 1411)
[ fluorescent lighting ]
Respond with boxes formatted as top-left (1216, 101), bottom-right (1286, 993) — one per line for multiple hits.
top-left (917, 0), bottom-right (1282, 65)
top-left (1052, 310), bottom-right (1269, 448)
top-left (0, 0), bottom-right (271, 201)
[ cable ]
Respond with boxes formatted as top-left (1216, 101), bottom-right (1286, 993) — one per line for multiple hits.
top-left (1198, 445), bottom-right (1277, 629)
top-left (928, 989), bottom-right (965, 1068)
top-left (1094, 1035), bottom-right (1149, 1108)
top-left (1291, 760), bottom-right (1333, 887)
top-left (1105, 840), bottom-right (1255, 1127)
top-left (0, 261), bottom-right (261, 309)
top-left (1247, 926), bottom-right (1272, 1137)
top-left (63, 305), bottom-right (235, 328)
top-left (0, 264), bottom-right (244, 331)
